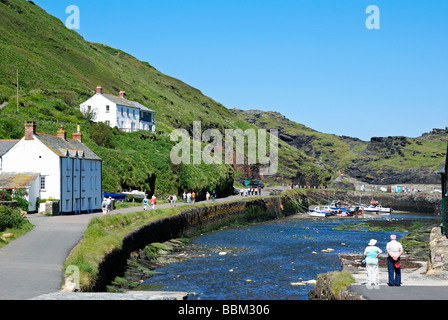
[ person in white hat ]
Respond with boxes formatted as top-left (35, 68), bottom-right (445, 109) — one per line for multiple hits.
top-left (363, 239), bottom-right (383, 286)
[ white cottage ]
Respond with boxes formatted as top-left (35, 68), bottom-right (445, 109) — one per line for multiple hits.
top-left (80, 85), bottom-right (156, 132)
top-left (1, 122), bottom-right (102, 214)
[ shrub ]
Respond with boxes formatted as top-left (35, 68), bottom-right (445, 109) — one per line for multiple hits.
top-left (0, 205), bottom-right (28, 232)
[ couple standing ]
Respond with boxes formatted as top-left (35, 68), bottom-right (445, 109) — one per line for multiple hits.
top-left (363, 234), bottom-right (403, 287)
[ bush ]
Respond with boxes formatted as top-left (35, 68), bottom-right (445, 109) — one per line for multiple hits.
top-left (0, 205), bottom-right (28, 232)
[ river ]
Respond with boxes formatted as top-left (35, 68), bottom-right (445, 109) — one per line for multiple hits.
top-left (138, 212), bottom-right (440, 300)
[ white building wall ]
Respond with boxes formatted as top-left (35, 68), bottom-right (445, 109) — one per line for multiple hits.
top-left (2, 137), bottom-right (102, 214)
top-left (80, 95), bottom-right (118, 127)
top-left (2, 138), bottom-right (61, 201)
top-left (116, 105), bottom-right (140, 132)
top-left (26, 177), bottom-right (41, 212)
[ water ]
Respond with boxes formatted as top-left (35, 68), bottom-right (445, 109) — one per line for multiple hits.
top-left (139, 213), bottom-right (439, 300)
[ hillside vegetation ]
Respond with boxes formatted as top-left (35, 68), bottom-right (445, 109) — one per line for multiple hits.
top-left (0, 0), bottom-right (332, 197)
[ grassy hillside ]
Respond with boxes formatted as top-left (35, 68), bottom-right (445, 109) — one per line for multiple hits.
top-left (0, 0), bottom-right (332, 196)
top-left (234, 109), bottom-right (447, 184)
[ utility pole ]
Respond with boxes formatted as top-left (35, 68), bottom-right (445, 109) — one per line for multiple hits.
top-left (16, 69), bottom-right (19, 112)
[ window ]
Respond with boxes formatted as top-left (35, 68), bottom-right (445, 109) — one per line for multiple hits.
top-left (40, 176), bottom-right (46, 190)
top-left (121, 108), bottom-right (124, 116)
top-left (106, 105), bottom-right (110, 113)
top-left (105, 120), bottom-right (110, 126)
top-left (127, 109), bottom-right (129, 117)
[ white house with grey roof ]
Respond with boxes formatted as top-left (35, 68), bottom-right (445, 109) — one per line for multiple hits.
top-left (1, 122), bottom-right (102, 214)
top-left (80, 85), bottom-right (156, 132)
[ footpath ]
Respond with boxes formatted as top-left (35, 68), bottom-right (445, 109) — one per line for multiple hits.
top-left (0, 187), bottom-right (284, 300)
top-left (341, 254), bottom-right (448, 300)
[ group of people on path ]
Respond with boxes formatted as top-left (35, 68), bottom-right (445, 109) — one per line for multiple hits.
top-left (102, 197), bottom-right (112, 215)
top-left (140, 191), bottom-right (218, 211)
top-left (183, 190), bottom-right (216, 203)
top-left (363, 234), bottom-right (403, 287)
top-left (143, 195), bottom-right (157, 211)
top-left (240, 187), bottom-right (262, 197)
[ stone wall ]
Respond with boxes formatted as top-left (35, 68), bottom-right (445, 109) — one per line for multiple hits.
top-left (90, 192), bottom-right (307, 292)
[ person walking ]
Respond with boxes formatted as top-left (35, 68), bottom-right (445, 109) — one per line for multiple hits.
top-left (363, 239), bottom-right (382, 287)
top-left (101, 197), bottom-right (108, 216)
top-left (143, 197), bottom-right (148, 211)
top-left (192, 191), bottom-right (196, 204)
top-left (386, 234), bottom-right (403, 286)
top-left (212, 190), bottom-right (216, 202)
top-left (106, 197), bottom-right (112, 215)
top-left (150, 195), bottom-right (156, 210)
top-left (206, 191), bottom-right (210, 201)
top-left (172, 194), bottom-right (177, 207)
top-left (187, 192), bottom-right (191, 203)
top-left (183, 191), bottom-right (187, 203)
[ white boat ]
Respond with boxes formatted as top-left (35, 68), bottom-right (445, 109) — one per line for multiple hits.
top-left (307, 206), bottom-right (331, 217)
top-left (363, 205), bottom-right (379, 213)
top-left (122, 190), bottom-right (146, 200)
top-left (376, 205), bottom-right (392, 215)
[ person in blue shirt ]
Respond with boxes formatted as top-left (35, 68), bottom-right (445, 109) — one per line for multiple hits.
top-left (143, 197), bottom-right (148, 211)
top-left (363, 239), bottom-right (383, 287)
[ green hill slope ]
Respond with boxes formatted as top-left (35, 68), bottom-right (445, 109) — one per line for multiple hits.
top-left (0, 0), bottom-right (332, 196)
top-left (233, 109), bottom-right (447, 185)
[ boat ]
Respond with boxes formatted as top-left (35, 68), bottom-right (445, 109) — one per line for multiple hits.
top-left (363, 204), bottom-right (379, 213)
top-left (122, 190), bottom-right (147, 200)
top-left (307, 206), bottom-right (332, 217)
top-left (376, 205), bottom-right (393, 215)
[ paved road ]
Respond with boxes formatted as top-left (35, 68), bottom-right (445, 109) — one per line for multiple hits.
top-left (349, 285), bottom-right (448, 300)
top-left (0, 187), bottom-right (285, 300)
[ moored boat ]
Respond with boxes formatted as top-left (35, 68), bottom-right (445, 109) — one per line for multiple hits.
top-left (307, 206), bottom-right (332, 217)
top-left (122, 190), bottom-right (146, 200)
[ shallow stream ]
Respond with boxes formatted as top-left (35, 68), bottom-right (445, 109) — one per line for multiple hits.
top-left (139, 213), bottom-right (439, 300)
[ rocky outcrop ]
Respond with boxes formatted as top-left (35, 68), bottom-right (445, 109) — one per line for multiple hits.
top-left (429, 227), bottom-right (448, 271)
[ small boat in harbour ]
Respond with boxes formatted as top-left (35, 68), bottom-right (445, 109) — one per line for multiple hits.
top-left (363, 204), bottom-right (379, 213)
top-left (307, 206), bottom-right (332, 217)
top-left (376, 205), bottom-right (393, 215)
top-left (122, 190), bottom-right (146, 200)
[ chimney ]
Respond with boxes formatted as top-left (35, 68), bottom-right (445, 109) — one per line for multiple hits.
top-left (96, 85), bottom-right (102, 94)
top-left (57, 125), bottom-right (67, 140)
top-left (119, 90), bottom-right (125, 98)
top-left (72, 125), bottom-right (82, 143)
top-left (24, 121), bottom-right (36, 140)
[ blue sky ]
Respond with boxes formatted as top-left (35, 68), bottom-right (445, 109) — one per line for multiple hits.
top-left (34, 0), bottom-right (448, 141)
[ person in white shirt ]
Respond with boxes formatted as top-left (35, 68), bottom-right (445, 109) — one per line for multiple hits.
top-left (386, 234), bottom-right (403, 286)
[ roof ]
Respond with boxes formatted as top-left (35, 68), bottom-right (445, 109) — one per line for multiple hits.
top-left (0, 172), bottom-right (40, 189)
top-left (0, 140), bottom-right (19, 157)
top-left (35, 133), bottom-right (101, 161)
top-left (101, 94), bottom-right (155, 113)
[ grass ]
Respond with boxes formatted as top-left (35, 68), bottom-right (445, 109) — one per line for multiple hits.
top-left (0, 223), bottom-right (34, 249)
top-left (63, 207), bottom-right (184, 291)
top-left (330, 271), bottom-right (356, 297)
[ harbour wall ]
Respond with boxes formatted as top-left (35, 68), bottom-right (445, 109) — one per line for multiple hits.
top-left (90, 192), bottom-right (307, 292)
